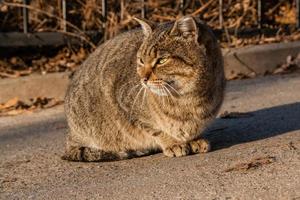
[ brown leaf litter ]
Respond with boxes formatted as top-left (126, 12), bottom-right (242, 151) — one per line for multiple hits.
top-left (224, 156), bottom-right (276, 172)
top-left (0, 47), bottom-right (87, 78)
top-left (0, 97), bottom-right (63, 116)
top-left (272, 53), bottom-right (300, 75)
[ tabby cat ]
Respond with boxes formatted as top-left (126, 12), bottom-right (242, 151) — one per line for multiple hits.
top-left (62, 16), bottom-right (225, 162)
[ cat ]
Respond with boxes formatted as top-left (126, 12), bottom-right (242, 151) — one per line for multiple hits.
top-left (62, 15), bottom-right (225, 162)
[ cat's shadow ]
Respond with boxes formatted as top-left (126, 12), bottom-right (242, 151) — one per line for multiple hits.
top-left (204, 102), bottom-right (300, 150)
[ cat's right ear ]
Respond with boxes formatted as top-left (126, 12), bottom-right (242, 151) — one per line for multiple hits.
top-left (169, 16), bottom-right (198, 40)
top-left (133, 17), bottom-right (155, 37)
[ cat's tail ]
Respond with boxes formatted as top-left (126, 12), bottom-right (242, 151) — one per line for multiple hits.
top-left (61, 146), bottom-right (150, 162)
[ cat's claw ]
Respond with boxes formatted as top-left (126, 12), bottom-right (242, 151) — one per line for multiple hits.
top-left (163, 144), bottom-right (191, 157)
top-left (188, 139), bottom-right (211, 153)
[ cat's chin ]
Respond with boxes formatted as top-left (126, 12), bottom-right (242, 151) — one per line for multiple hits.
top-left (141, 81), bottom-right (170, 96)
top-left (148, 87), bottom-right (169, 96)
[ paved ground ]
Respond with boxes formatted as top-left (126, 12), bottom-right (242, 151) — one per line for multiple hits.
top-left (0, 74), bottom-right (300, 200)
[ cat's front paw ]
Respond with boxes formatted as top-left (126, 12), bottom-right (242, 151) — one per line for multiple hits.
top-left (188, 139), bottom-right (211, 154)
top-left (163, 143), bottom-right (191, 157)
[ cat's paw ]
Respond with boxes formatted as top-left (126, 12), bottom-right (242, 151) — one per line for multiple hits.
top-left (188, 139), bottom-right (211, 154)
top-left (163, 143), bottom-right (191, 157)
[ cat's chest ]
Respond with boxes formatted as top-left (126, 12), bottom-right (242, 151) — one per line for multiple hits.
top-left (150, 107), bottom-right (203, 141)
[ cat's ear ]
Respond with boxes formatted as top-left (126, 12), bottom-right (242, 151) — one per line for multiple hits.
top-left (133, 17), bottom-right (155, 37)
top-left (169, 16), bottom-right (198, 39)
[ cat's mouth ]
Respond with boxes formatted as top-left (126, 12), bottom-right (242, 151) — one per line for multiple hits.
top-left (141, 79), bottom-right (178, 97)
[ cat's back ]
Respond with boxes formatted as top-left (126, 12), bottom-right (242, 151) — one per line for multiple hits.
top-left (69, 29), bottom-right (143, 87)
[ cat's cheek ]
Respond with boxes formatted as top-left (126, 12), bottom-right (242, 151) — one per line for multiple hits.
top-left (176, 79), bottom-right (196, 94)
top-left (136, 67), bottom-right (143, 77)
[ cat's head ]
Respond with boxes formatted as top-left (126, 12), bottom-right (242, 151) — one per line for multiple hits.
top-left (135, 16), bottom-right (209, 97)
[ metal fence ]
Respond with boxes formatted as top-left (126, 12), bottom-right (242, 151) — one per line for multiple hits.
top-left (0, 0), bottom-right (299, 47)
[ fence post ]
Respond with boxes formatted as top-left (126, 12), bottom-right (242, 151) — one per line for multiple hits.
top-left (257, 0), bottom-right (262, 29)
top-left (141, 0), bottom-right (146, 18)
top-left (102, 0), bottom-right (107, 23)
top-left (22, 0), bottom-right (29, 34)
top-left (219, 0), bottom-right (223, 29)
top-left (180, 0), bottom-right (185, 15)
top-left (62, 0), bottom-right (67, 32)
top-left (102, 0), bottom-right (107, 40)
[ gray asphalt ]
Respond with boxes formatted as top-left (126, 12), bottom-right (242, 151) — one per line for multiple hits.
top-left (0, 74), bottom-right (300, 200)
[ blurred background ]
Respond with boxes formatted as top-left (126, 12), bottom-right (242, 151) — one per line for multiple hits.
top-left (0, 0), bottom-right (300, 114)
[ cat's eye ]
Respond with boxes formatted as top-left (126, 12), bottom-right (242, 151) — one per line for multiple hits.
top-left (138, 58), bottom-right (144, 65)
top-left (157, 57), bottom-right (168, 65)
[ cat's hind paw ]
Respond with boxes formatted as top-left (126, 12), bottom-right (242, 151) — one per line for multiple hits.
top-left (61, 146), bottom-right (120, 162)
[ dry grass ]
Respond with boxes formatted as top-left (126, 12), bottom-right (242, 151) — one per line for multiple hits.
top-left (0, 0), bottom-right (299, 48)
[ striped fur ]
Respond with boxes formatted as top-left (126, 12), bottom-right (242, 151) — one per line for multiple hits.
top-left (63, 16), bottom-right (225, 162)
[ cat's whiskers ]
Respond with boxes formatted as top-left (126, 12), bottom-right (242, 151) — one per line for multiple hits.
top-left (162, 85), bottom-right (172, 97)
top-left (165, 82), bottom-right (181, 96)
top-left (162, 85), bottom-right (173, 105)
top-left (127, 84), bottom-right (141, 98)
top-left (121, 80), bottom-right (136, 87)
top-left (120, 83), bottom-right (141, 111)
top-left (119, 80), bottom-right (139, 101)
top-left (158, 86), bottom-right (166, 108)
top-left (141, 87), bottom-right (147, 106)
top-left (143, 80), bottom-right (176, 107)
top-left (163, 88), bottom-right (170, 105)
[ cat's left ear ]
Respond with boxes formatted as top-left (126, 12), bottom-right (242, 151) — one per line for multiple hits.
top-left (133, 17), bottom-right (156, 38)
top-left (169, 16), bottom-right (198, 40)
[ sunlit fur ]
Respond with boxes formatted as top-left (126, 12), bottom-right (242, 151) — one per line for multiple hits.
top-left (63, 16), bottom-right (225, 162)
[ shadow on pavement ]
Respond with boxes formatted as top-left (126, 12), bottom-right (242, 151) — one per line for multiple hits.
top-left (1, 102), bottom-right (300, 155)
top-left (206, 102), bottom-right (300, 150)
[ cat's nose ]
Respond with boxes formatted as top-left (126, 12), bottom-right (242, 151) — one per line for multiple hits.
top-left (142, 72), bottom-right (151, 83)
top-left (143, 77), bottom-right (148, 83)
